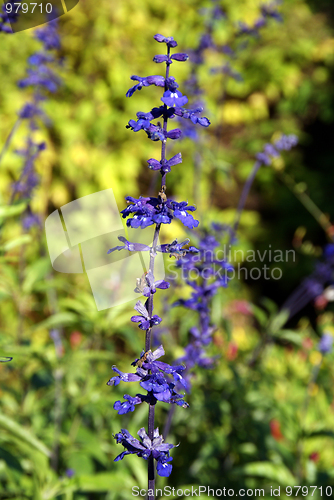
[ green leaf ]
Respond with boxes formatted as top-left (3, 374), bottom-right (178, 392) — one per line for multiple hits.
top-left (303, 429), bottom-right (334, 439)
top-left (233, 461), bottom-right (297, 485)
top-left (1, 234), bottom-right (32, 252)
top-left (268, 309), bottom-right (290, 334)
top-left (78, 472), bottom-right (132, 492)
top-left (22, 258), bottom-right (51, 293)
top-left (260, 297), bottom-right (278, 315)
top-left (0, 202), bottom-right (27, 219)
top-left (250, 305), bottom-right (268, 326)
top-left (0, 414), bottom-right (51, 457)
top-left (32, 312), bottom-right (77, 331)
top-left (273, 330), bottom-right (302, 346)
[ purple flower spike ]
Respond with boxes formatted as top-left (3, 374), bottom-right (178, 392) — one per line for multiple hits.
top-left (35, 20), bottom-right (61, 50)
top-left (256, 135), bottom-right (298, 166)
top-left (274, 134), bottom-right (298, 151)
top-left (111, 32), bottom-right (209, 483)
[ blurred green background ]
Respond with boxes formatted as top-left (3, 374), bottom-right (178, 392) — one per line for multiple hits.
top-left (1, 0), bottom-right (334, 498)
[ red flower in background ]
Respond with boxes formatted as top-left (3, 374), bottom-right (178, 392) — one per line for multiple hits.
top-left (70, 331), bottom-right (82, 349)
top-left (309, 452), bottom-right (319, 462)
top-left (270, 419), bottom-right (283, 441)
top-left (226, 342), bottom-right (238, 361)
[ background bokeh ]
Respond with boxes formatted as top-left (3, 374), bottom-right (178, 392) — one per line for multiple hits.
top-left (1, 0), bottom-right (334, 498)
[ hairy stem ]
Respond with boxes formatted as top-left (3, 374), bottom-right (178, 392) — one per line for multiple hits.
top-left (145, 45), bottom-right (171, 499)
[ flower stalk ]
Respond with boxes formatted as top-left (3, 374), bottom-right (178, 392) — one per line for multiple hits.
top-left (107, 34), bottom-right (210, 495)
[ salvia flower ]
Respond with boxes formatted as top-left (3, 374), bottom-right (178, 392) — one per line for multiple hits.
top-left (114, 427), bottom-right (176, 477)
top-left (161, 90), bottom-right (188, 107)
top-left (107, 236), bottom-right (151, 253)
top-left (153, 34), bottom-right (178, 47)
top-left (110, 33), bottom-right (209, 487)
top-left (121, 196), bottom-right (199, 229)
top-left (137, 271), bottom-right (170, 297)
top-left (126, 75), bottom-right (165, 97)
top-left (131, 300), bottom-right (162, 330)
top-left (173, 106), bottom-right (211, 127)
top-left (108, 345), bottom-right (188, 407)
top-left (156, 238), bottom-right (199, 259)
top-left (147, 152), bottom-right (182, 173)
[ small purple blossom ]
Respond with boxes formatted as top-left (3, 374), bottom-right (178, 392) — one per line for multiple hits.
top-left (274, 134), bottom-right (298, 151)
top-left (65, 468), bottom-right (75, 478)
top-left (261, 2), bottom-right (283, 22)
top-left (113, 394), bottom-right (146, 415)
top-left (171, 53), bottom-right (189, 62)
top-left (137, 271), bottom-right (170, 297)
top-left (114, 427), bottom-right (176, 477)
top-left (174, 106), bottom-right (210, 127)
top-left (130, 300), bottom-right (162, 330)
top-left (168, 200), bottom-right (199, 229)
top-left (120, 196), bottom-right (199, 230)
top-left (147, 152), bottom-right (182, 173)
top-left (318, 334), bottom-right (333, 355)
top-left (161, 90), bottom-right (188, 107)
top-left (153, 34), bottom-right (177, 48)
top-left (107, 236), bottom-right (150, 253)
top-left (108, 345), bottom-right (188, 407)
top-left (126, 75), bottom-right (165, 97)
top-left (157, 238), bottom-right (199, 259)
